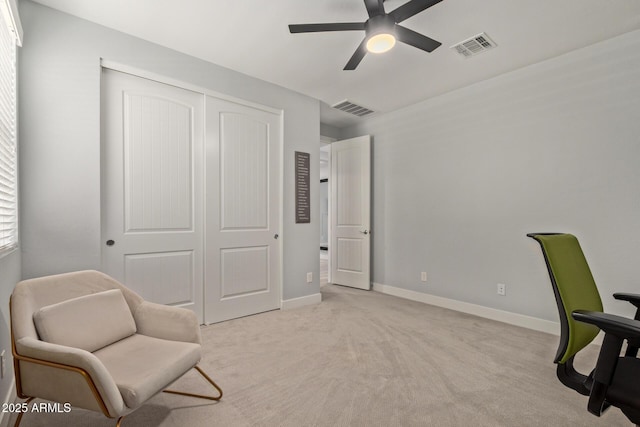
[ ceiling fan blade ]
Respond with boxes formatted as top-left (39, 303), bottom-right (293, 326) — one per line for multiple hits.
top-left (395, 25), bottom-right (441, 52)
top-left (364, 0), bottom-right (385, 18)
top-left (344, 39), bottom-right (368, 70)
top-left (289, 23), bottom-right (365, 33)
top-left (389, 0), bottom-right (443, 23)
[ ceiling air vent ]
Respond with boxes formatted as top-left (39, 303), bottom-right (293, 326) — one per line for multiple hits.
top-left (451, 32), bottom-right (496, 58)
top-left (332, 100), bottom-right (375, 117)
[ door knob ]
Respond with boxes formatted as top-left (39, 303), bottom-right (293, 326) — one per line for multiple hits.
top-left (360, 230), bottom-right (369, 235)
top-left (274, 233), bottom-right (279, 240)
top-left (106, 240), bottom-right (115, 246)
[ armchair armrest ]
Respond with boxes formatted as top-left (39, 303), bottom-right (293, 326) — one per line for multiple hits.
top-left (14, 337), bottom-right (125, 416)
top-left (133, 301), bottom-right (201, 345)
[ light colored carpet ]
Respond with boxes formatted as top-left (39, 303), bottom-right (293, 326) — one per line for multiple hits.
top-left (11, 283), bottom-right (630, 426)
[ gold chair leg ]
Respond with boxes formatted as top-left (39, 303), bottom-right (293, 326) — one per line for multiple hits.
top-left (163, 365), bottom-right (223, 401)
top-left (14, 397), bottom-right (34, 427)
top-left (115, 415), bottom-right (125, 426)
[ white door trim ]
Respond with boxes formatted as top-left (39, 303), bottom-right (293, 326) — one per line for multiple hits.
top-left (278, 113), bottom-right (284, 309)
top-left (100, 59), bottom-right (282, 115)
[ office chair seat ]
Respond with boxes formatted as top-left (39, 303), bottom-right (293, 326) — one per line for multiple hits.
top-left (608, 357), bottom-right (640, 415)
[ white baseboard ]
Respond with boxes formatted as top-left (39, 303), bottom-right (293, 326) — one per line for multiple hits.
top-left (372, 282), bottom-right (561, 336)
top-left (0, 378), bottom-right (16, 427)
top-left (281, 292), bottom-right (322, 310)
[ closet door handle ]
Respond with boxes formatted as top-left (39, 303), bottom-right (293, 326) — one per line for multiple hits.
top-left (106, 240), bottom-right (115, 246)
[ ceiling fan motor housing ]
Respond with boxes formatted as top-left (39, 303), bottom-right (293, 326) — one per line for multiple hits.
top-left (365, 14), bottom-right (397, 38)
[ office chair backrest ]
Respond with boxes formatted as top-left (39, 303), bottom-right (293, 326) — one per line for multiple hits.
top-left (527, 233), bottom-right (603, 364)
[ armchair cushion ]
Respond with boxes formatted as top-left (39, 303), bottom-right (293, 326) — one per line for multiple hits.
top-left (33, 289), bottom-right (137, 353)
top-left (93, 334), bottom-right (201, 408)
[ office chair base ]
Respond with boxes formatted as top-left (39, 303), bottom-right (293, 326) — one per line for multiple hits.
top-left (163, 365), bottom-right (223, 401)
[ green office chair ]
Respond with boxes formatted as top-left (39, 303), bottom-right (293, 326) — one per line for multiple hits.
top-left (528, 233), bottom-right (640, 424)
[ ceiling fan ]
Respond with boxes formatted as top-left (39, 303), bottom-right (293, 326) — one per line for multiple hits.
top-left (288, 0), bottom-right (443, 70)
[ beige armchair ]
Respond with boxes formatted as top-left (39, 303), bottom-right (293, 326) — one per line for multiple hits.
top-left (10, 270), bottom-right (222, 426)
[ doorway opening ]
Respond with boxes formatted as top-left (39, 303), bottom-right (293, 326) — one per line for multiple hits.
top-left (320, 137), bottom-right (333, 287)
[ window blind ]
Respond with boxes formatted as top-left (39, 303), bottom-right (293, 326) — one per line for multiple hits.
top-left (0, 3), bottom-right (18, 253)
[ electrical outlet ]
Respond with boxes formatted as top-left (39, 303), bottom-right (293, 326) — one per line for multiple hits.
top-left (0, 350), bottom-right (5, 379)
top-left (306, 272), bottom-right (313, 283)
top-left (497, 283), bottom-right (506, 296)
top-left (421, 272), bottom-right (427, 282)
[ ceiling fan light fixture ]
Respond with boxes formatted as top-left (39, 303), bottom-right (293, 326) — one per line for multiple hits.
top-left (366, 33), bottom-right (396, 53)
top-left (288, 0), bottom-right (444, 69)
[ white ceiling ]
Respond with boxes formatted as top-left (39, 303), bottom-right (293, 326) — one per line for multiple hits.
top-left (32, 0), bottom-right (640, 128)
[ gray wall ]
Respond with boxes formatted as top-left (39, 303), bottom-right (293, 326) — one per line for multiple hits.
top-left (343, 29), bottom-right (640, 322)
top-left (18, 1), bottom-right (320, 301)
top-left (320, 122), bottom-right (342, 141)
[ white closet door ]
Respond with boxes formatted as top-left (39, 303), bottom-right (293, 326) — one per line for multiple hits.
top-left (205, 96), bottom-right (281, 324)
top-left (102, 69), bottom-right (204, 322)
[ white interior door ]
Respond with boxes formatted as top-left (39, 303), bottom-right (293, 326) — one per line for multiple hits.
top-left (205, 96), bottom-right (281, 324)
top-left (330, 135), bottom-right (371, 290)
top-left (101, 68), bottom-right (204, 322)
